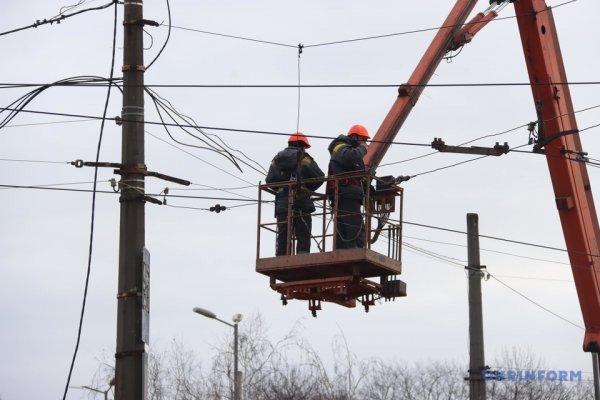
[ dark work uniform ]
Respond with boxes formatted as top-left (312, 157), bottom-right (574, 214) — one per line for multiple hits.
top-left (265, 145), bottom-right (324, 256)
top-left (327, 135), bottom-right (368, 249)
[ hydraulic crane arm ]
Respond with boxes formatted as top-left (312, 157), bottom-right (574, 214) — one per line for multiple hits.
top-left (514, 0), bottom-right (600, 352)
top-left (364, 0), bottom-right (480, 170)
top-left (365, 0), bottom-right (600, 352)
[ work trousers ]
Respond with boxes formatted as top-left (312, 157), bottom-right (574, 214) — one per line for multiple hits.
top-left (276, 210), bottom-right (312, 256)
top-left (335, 196), bottom-right (365, 249)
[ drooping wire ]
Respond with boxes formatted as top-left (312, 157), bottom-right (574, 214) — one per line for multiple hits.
top-left (0, 0), bottom-right (118, 37)
top-left (296, 44), bottom-right (303, 134)
top-left (146, 0), bottom-right (171, 70)
top-left (401, 219), bottom-right (573, 254)
top-left (4, 81), bottom-right (600, 90)
top-left (165, 24), bottom-right (296, 48)
top-left (404, 234), bottom-right (570, 266)
top-left (0, 184), bottom-right (263, 203)
top-left (145, 130), bottom-right (256, 186)
top-left (161, 0), bottom-right (579, 50)
top-left (143, 28), bottom-right (154, 50)
top-left (405, 240), bottom-right (582, 329)
top-left (4, 118), bottom-right (97, 128)
top-left (57, 0), bottom-right (87, 16)
top-left (0, 180), bottom-right (111, 190)
top-left (145, 87), bottom-right (267, 175)
top-left (488, 273), bottom-right (583, 329)
top-left (1, 103), bottom-right (598, 158)
top-left (0, 76), bottom-right (116, 131)
top-left (62, 3), bottom-right (118, 399)
top-left (0, 157), bottom-right (70, 165)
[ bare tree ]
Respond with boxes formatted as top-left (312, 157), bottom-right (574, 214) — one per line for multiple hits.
top-left (87, 321), bottom-right (594, 400)
top-left (486, 347), bottom-right (593, 400)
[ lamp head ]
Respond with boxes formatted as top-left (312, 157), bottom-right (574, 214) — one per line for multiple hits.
top-left (193, 307), bottom-right (217, 319)
top-left (232, 313), bottom-right (243, 323)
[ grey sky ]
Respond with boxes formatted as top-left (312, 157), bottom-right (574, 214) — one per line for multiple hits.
top-left (1, 1), bottom-right (599, 399)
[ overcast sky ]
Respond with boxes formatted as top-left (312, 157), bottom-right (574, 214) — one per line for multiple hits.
top-left (1, 1), bottom-right (600, 399)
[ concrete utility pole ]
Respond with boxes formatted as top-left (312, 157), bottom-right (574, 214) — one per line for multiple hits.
top-left (467, 213), bottom-right (486, 400)
top-left (115, 1), bottom-right (148, 399)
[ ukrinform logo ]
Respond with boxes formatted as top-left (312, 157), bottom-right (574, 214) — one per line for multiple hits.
top-left (481, 369), bottom-right (582, 382)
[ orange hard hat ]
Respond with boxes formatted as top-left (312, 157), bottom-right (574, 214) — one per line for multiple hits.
top-left (347, 124), bottom-right (370, 139)
top-left (288, 132), bottom-right (311, 148)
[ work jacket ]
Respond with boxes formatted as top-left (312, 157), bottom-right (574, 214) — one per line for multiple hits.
top-left (265, 146), bottom-right (324, 213)
top-left (327, 135), bottom-right (367, 200)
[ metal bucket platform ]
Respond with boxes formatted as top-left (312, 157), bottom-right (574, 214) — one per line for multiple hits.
top-left (256, 248), bottom-right (401, 282)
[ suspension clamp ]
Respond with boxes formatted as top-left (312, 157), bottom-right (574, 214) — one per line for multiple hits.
top-left (123, 19), bottom-right (159, 27)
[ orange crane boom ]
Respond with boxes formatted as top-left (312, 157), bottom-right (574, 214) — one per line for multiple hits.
top-left (514, 0), bottom-right (600, 352)
top-left (365, 0), bottom-right (600, 353)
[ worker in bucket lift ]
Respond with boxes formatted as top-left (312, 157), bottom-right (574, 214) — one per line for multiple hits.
top-left (327, 124), bottom-right (370, 249)
top-left (266, 132), bottom-right (325, 256)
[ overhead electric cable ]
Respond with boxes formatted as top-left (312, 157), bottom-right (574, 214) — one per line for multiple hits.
top-left (62, 3), bottom-right (117, 399)
top-left (408, 241), bottom-right (582, 328)
top-left (296, 44), bottom-right (302, 133)
top-left (489, 273), bottom-right (583, 329)
top-left (411, 155), bottom-right (489, 178)
top-left (1, 107), bottom-right (598, 153)
top-left (145, 130), bottom-right (256, 186)
top-left (4, 118), bottom-right (97, 128)
top-left (404, 234), bottom-right (570, 266)
top-left (146, 0), bottom-right (171, 70)
top-left (0, 184), bottom-right (263, 203)
top-left (171, 184), bottom-right (256, 191)
top-left (493, 274), bottom-right (572, 282)
top-left (0, 180), bottom-right (110, 189)
top-left (56, 0), bottom-right (87, 17)
top-left (163, 0), bottom-right (577, 50)
top-left (0, 0), bottom-right (118, 37)
top-left (145, 87), bottom-right (267, 175)
top-left (0, 77), bottom-right (117, 131)
top-left (402, 219), bottom-right (595, 256)
top-left (166, 24), bottom-right (296, 48)
top-left (0, 157), bottom-right (69, 165)
top-left (2, 81), bottom-right (600, 89)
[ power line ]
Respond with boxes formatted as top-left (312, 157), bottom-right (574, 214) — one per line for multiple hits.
top-left (4, 106), bottom-right (598, 150)
top-left (404, 241), bottom-right (466, 267)
top-left (173, 184), bottom-right (256, 191)
top-left (4, 81), bottom-right (600, 89)
top-left (145, 87), bottom-right (267, 175)
top-left (381, 103), bottom-right (600, 168)
top-left (410, 154), bottom-right (489, 178)
top-left (0, 180), bottom-right (110, 189)
top-left (492, 274), bottom-right (572, 282)
top-left (404, 240), bottom-right (573, 282)
top-left (403, 219), bottom-right (574, 254)
top-left (404, 234), bottom-right (570, 266)
top-left (145, 130), bottom-right (257, 186)
top-left (155, 2), bottom-right (541, 49)
top-left (488, 273), bottom-right (583, 330)
top-left (2, 177), bottom-right (594, 259)
top-left (62, 3), bottom-right (118, 398)
top-left (146, 0), bottom-right (171, 70)
top-left (3, 118), bottom-right (97, 128)
top-left (162, 0), bottom-right (578, 50)
top-left (166, 24), bottom-right (296, 48)
top-left (405, 240), bottom-right (582, 329)
top-left (0, 184), bottom-right (262, 203)
top-left (0, 157), bottom-right (70, 165)
top-left (0, 0), bottom-right (118, 37)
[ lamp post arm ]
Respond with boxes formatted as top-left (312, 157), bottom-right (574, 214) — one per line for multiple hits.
top-left (214, 317), bottom-right (235, 328)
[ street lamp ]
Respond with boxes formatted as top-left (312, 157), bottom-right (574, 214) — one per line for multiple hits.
top-left (193, 307), bottom-right (243, 400)
top-left (71, 377), bottom-right (114, 400)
